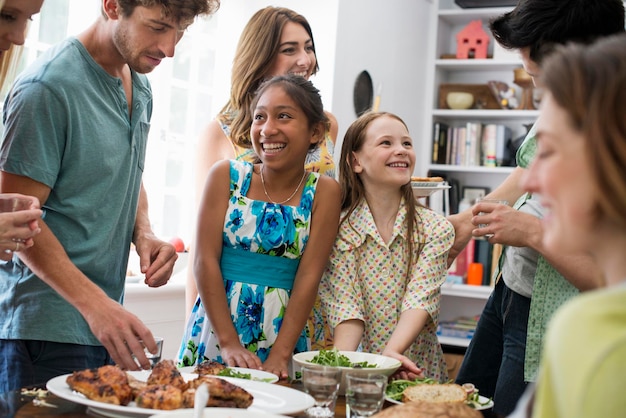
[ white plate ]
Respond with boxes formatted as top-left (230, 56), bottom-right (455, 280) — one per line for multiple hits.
top-left (384, 394), bottom-right (494, 411)
top-left (47, 371), bottom-right (313, 417)
top-left (411, 182), bottom-right (451, 197)
top-left (177, 366), bottom-right (279, 383)
top-left (148, 407), bottom-right (290, 418)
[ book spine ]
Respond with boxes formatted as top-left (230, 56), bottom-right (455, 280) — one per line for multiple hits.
top-left (432, 122), bottom-right (440, 164)
top-left (482, 123), bottom-right (497, 167)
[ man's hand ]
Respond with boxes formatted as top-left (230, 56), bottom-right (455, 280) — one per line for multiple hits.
top-left (471, 202), bottom-right (541, 248)
top-left (84, 298), bottom-right (157, 370)
top-left (134, 233), bottom-right (178, 287)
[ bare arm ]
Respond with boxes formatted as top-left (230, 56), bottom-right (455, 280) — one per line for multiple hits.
top-left (0, 172), bottom-right (156, 370)
top-left (133, 183), bottom-right (178, 288)
top-left (333, 319), bottom-right (365, 350)
top-left (383, 308), bottom-right (429, 379)
top-left (447, 166), bottom-right (527, 265)
top-left (263, 175), bottom-right (341, 378)
top-left (185, 120), bottom-right (236, 319)
top-left (194, 161), bottom-right (256, 367)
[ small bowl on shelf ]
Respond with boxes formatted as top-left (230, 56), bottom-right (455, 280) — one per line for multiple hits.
top-left (446, 92), bottom-right (474, 110)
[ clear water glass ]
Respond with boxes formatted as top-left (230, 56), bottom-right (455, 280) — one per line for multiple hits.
top-left (473, 198), bottom-right (509, 240)
top-left (345, 373), bottom-right (387, 417)
top-left (302, 365), bottom-right (342, 418)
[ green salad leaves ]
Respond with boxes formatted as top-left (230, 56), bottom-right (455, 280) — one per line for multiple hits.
top-left (308, 348), bottom-right (378, 368)
top-left (215, 367), bottom-right (275, 382)
top-left (216, 368), bottom-right (252, 379)
top-left (385, 378), bottom-right (438, 401)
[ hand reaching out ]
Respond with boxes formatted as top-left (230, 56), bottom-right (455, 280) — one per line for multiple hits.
top-left (219, 343), bottom-right (263, 371)
top-left (84, 297), bottom-right (157, 371)
top-left (261, 354), bottom-right (291, 381)
top-left (0, 194), bottom-right (42, 261)
top-left (384, 351), bottom-right (424, 382)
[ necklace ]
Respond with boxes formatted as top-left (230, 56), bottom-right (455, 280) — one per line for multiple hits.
top-left (260, 166), bottom-right (307, 205)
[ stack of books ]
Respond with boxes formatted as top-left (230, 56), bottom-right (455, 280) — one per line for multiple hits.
top-left (437, 315), bottom-right (480, 341)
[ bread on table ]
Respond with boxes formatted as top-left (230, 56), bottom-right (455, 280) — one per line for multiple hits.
top-left (402, 383), bottom-right (467, 403)
top-left (372, 400), bottom-right (482, 418)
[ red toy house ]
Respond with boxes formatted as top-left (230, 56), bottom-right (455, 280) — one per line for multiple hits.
top-left (456, 20), bottom-right (490, 59)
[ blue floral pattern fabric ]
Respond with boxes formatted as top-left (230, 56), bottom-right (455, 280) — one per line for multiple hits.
top-left (177, 160), bottom-right (318, 366)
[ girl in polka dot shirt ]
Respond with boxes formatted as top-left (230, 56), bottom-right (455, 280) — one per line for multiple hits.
top-left (319, 112), bottom-right (454, 381)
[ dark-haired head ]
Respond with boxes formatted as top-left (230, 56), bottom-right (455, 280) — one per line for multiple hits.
top-left (105, 0), bottom-right (220, 24)
top-left (490, 0), bottom-right (624, 65)
top-left (251, 74), bottom-right (328, 151)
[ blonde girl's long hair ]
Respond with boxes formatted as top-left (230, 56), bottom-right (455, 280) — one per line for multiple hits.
top-left (221, 6), bottom-right (319, 148)
top-left (338, 111), bottom-right (424, 280)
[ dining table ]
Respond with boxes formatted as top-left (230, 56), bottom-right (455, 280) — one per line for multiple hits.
top-left (3, 380), bottom-right (357, 418)
top-left (5, 381), bottom-right (495, 418)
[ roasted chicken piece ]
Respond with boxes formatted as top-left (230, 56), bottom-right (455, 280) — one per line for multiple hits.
top-left (135, 384), bottom-right (184, 410)
top-left (194, 360), bottom-right (227, 376)
top-left (147, 359), bottom-right (187, 391)
top-left (125, 372), bottom-right (147, 399)
top-left (66, 365), bottom-right (133, 406)
top-left (183, 376), bottom-right (253, 408)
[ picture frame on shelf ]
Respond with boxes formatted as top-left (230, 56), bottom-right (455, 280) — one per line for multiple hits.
top-left (462, 186), bottom-right (490, 204)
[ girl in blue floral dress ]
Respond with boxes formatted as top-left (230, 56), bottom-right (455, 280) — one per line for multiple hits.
top-left (177, 74), bottom-right (341, 379)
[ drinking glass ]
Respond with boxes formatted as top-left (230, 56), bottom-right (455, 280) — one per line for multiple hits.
top-left (133, 336), bottom-right (163, 368)
top-left (473, 198), bottom-right (509, 240)
top-left (145, 337), bottom-right (163, 367)
top-left (301, 365), bottom-right (342, 418)
top-left (345, 373), bottom-right (387, 417)
top-left (0, 196), bottom-right (33, 213)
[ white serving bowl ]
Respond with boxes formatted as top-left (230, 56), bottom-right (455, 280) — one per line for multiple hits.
top-left (292, 350), bottom-right (401, 395)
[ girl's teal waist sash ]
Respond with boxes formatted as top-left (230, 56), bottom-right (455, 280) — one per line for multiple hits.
top-left (220, 246), bottom-right (299, 290)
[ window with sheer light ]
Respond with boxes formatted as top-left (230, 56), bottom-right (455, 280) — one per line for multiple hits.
top-left (9, 0), bottom-right (218, 246)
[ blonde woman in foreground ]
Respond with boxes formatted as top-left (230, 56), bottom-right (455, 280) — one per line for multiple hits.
top-left (518, 33), bottom-right (626, 417)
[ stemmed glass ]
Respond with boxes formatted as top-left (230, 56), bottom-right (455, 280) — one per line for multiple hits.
top-left (301, 365), bottom-right (342, 418)
top-left (345, 373), bottom-right (388, 417)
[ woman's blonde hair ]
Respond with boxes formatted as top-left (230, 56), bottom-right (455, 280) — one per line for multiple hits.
top-left (221, 6), bottom-right (319, 148)
top-left (0, 0), bottom-right (25, 93)
top-left (0, 45), bottom-right (22, 93)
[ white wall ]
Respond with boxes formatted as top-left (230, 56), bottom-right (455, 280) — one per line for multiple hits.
top-left (331, 0), bottom-right (433, 175)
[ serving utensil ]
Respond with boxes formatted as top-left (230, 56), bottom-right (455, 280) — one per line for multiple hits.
top-left (193, 383), bottom-right (209, 418)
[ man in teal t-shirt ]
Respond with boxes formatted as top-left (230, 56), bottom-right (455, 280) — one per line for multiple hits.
top-left (0, 0), bottom-right (219, 392)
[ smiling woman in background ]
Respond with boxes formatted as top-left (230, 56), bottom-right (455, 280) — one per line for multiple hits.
top-left (0, 0), bottom-right (44, 260)
top-left (186, 6), bottom-right (338, 349)
top-left (520, 33), bottom-right (626, 417)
